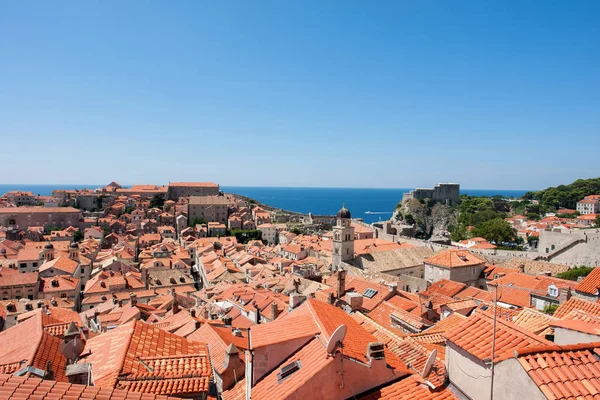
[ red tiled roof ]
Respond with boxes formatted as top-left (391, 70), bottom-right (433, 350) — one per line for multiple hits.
top-left (515, 343), bottom-right (600, 400)
top-left (0, 312), bottom-right (67, 381)
top-left (251, 338), bottom-right (334, 400)
top-left (551, 319), bottom-right (600, 336)
top-left (554, 297), bottom-right (600, 319)
top-left (446, 312), bottom-right (552, 362)
top-left (454, 286), bottom-right (494, 302)
top-left (421, 279), bottom-right (466, 298)
top-left (358, 374), bottom-right (458, 400)
top-left (511, 308), bottom-right (557, 336)
top-left (0, 271), bottom-right (38, 287)
top-left (39, 256), bottom-right (79, 275)
top-left (83, 320), bottom-right (212, 395)
top-left (575, 267), bottom-right (600, 295)
top-left (0, 374), bottom-right (183, 400)
top-left (424, 249), bottom-right (485, 268)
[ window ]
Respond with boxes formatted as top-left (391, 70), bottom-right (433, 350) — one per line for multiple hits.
top-left (81, 268), bottom-right (85, 274)
top-left (548, 285), bottom-right (558, 297)
top-left (277, 361), bottom-right (301, 384)
top-left (20, 263), bottom-right (26, 269)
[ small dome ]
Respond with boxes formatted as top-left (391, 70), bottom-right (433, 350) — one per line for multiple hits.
top-left (69, 242), bottom-right (79, 249)
top-left (336, 205), bottom-right (351, 219)
top-left (44, 242), bottom-right (54, 249)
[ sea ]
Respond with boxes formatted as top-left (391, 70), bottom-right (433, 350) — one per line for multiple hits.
top-left (0, 184), bottom-right (529, 224)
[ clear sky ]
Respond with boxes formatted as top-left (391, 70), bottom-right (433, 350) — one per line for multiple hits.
top-left (1, 1), bottom-right (598, 189)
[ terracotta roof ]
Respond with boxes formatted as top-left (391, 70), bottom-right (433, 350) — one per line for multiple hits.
top-left (552, 319), bottom-right (600, 336)
top-left (251, 303), bottom-right (319, 348)
top-left (82, 320), bottom-right (212, 395)
top-left (424, 249), bottom-right (485, 268)
top-left (421, 279), bottom-right (466, 298)
top-left (39, 275), bottom-right (79, 293)
top-left (0, 374), bottom-right (183, 400)
top-left (358, 374), bottom-right (458, 400)
top-left (169, 182), bottom-right (218, 188)
top-left (575, 267), bottom-right (600, 295)
top-left (515, 343), bottom-right (600, 400)
top-left (367, 301), bottom-right (411, 337)
top-left (454, 286), bottom-right (494, 301)
top-left (0, 271), bottom-right (38, 287)
top-left (251, 338), bottom-right (334, 399)
top-left (446, 312), bottom-right (552, 362)
top-left (511, 308), bottom-right (557, 336)
top-left (39, 256), bottom-right (80, 275)
top-left (554, 297), bottom-right (600, 319)
top-left (0, 207), bottom-right (80, 214)
top-left (0, 312), bottom-right (67, 381)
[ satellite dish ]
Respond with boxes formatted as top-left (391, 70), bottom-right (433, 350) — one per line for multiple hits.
top-left (60, 337), bottom-right (86, 362)
top-left (326, 324), bottom-right (347, 354)
top-left (421, 349), bottom-right (437, 377)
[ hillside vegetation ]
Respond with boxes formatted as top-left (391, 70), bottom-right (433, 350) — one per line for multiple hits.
top-left (524, 177), bottom-right (600, 211)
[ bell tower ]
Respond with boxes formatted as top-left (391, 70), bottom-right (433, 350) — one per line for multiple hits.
top-left (332, 204), bottom-right (354, 270)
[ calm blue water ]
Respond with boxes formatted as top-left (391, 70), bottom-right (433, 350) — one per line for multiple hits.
top-left (222, 186), bottom-right (530, 224)
top-left (0, 184), bottom-right (529, 224)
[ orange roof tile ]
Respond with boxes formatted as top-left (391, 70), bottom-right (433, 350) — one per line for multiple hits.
top-left (554, 297), bottom-right (600, 319)
top-left (82, 320), bottom-right (212, 395)
top-left (0, 374), bottom-right (183, 400)
top-left (446, 312), bottom-right (552, 362)
top-left (575, 267), bottom-right (600, 295)
top-left (515, 343), bottom-right (600, 400)
top-left (421, 279), bottom-right (466, 298)
top-left (424, 249), bottom-right (485, 268)
top-left (511, 308), bottom-right (557, 336)
top-left (358, 374), bottom-right (458, 400)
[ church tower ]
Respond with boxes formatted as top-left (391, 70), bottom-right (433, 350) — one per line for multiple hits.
top-left (332, 204), bottom-right (354, 270)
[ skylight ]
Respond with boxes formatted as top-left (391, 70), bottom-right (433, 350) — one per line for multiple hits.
top-left (277, 361), bottom-right (302, 384)
top-left (363, 288), bottom-right (378, 298)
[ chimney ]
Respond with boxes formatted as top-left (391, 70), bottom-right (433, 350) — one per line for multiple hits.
top-left (270, 303), bottom-right (279, 321)
top-left (328, 292), bottom-right (335, 305)
top-left (172, 298), bottom-right (180, 314)
top-left (289, 293), bottom-right (305, 310)
top-left (336, 269), bottom-right (346, 299)
top-left (519, 264), bottom-right (525, 273)
top-left (366, 342), bottom-right (386, 363)
top-left (129, 292), bottom-right (137, 307)
top-left (202, 308), bottom-right (209, 319)
top-left (560, 287), bottom-right (572, 303)
top-left (190, 309), bottom-right (196, 318)
top-left (222, 315), bottom-right (233, 326)
top-left (195, 321), bottom-right (201, 330)
top-left (254, 304), bottom-right (261, 324)
top-left (346, 292), bottom-right (363, 311)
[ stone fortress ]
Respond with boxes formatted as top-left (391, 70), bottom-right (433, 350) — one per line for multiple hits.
top-left (402, 183), bottom-right (460, 206)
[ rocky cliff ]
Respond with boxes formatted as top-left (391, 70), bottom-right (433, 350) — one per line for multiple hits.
top-left (391, 199), bottom-right (458, 240)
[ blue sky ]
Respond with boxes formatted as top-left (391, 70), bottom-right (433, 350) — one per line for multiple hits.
top-left (0, 1), bottom-right (598, 189)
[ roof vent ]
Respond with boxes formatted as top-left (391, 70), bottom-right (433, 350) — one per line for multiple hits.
top-left (367, 342), bottom-right (385, 361)
top-left (277, 361), bottom-right (301, 384)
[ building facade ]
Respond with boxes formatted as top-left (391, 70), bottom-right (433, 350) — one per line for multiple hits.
top-left (188, 196), bottom-right (229, 224)
top-left (402, 183), bottom-right (460, 206)
top-left (167, 182), bottom-right (219, 200)
top-left (332, 205), bottom-right (355, 269)
top-left (0, 207), bottom-right (82, 230)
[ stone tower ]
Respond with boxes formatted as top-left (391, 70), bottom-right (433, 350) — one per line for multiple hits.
top-left (332, 204), bottom-right (355, 270)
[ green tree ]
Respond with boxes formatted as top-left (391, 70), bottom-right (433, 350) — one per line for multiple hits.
top-left (404, 214), bottom-right (415, 225)
top-left (471, 218), bottom-right (516, 244)
top-left (73, 230), bottom-right (84, 242)
top-left (556, 266), bottom-right (594, 281)
top-left (150, 194), bottom-right (165, 209)
top-left (189, 217), bottom-right (207, 227)
top-left (450, 224), bottom-right (467, 242)
top-left (595, 214), bottom-right (600, 227)
top-left (543, 304), bottom-right (558, 315)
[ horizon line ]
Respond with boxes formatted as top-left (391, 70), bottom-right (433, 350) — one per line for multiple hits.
top-left (0, 183), bottom-right (537, 192)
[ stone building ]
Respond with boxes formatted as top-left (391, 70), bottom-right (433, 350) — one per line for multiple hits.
top-left (332, 205), bottom-right (355, 269)
top-left (423, 249), bottom-right (486, 286)
top-left (402, 183), bottom-right (460, 206)
top-left (188, 195), bottom-right (229, 224)
top-left (0, 206), bottom-right (82, 230)
top-left (167, 182), bottom-right (219, 200)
